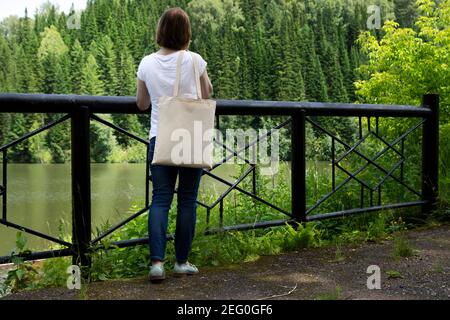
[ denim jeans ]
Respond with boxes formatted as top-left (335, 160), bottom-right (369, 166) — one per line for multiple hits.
top-left (148, 137), bottom-right (203, 263)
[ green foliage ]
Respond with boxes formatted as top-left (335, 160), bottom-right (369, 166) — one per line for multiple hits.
top-left (90, 121), bottom-right (113, 163)
top-left (356, 0), bottom-right (450, 124)
top-left (96, 36), bottom-right (118, 96)
top-left (392, 234), bottom-right (415, 259)
top-left (38, 257), bottom-right (72, 288)
top-left (81, 53), bottom-right (104, 96)
top-left (37, 25), bottom-right (68, 60)
top-left (439, 123), bottom-right (450, 204)
top-left (45, 113), bottom-right (70, 163)
top-left (1, 232), bottom-right (73, 294)
top-left (315, 285), bottom-right (343, 300)
top-left (70, 40), bottom-right (85, 94)
top-left (82, 164), bottom-right (418, 279)
top-left (6, 114), bottom-right (46, 163)
top-left (2, 232), bottom-right (39, 294)
top-left (281, 223), bottom-right (320, 251)
top-left (355, 0), bottom-right (450, 208)
top-left (0, 35), bottom-right (14, 92)
top-left (394, 0), bottom-right (419, 27)
top-left (109, 141), bottom-right (147, 163)
top-left (2, 160), bottom-right (443, 293)
top-left (115, 48), bottom-right (136, 96)
top-left (0, 113), bottom-right (11, 146)
top-left (386, 270), bottom-right (403, 279)
top-left (0, 0), bottom-right (398, 163)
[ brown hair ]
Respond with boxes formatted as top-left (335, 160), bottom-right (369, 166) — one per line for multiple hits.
top-left (156, 7), bottom-right (192, 50)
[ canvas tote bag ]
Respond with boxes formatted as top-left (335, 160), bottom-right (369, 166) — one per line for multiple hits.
top-left (151, 50), bottom-right (216, 169)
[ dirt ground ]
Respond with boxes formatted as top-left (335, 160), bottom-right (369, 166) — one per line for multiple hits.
top-left (2, 225), bottom-right (449, 300)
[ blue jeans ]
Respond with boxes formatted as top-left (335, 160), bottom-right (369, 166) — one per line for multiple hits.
top-left (148, 137), bottom-right (203, 263)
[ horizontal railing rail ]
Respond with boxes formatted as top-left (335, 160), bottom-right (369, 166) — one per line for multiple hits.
top-left (0, 93), bottom-right (431, 117)
top-left (0, 93), bottom-right (439, 270)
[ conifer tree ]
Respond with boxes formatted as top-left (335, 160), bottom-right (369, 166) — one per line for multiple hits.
top-left (112, 48), bottom-right (141, 147)
top-left (0, 0), bottom-right (407, 163)
top-left (0, 35), bottom-right (13, 92)
top-left (97, 35), bottom-right (118, 96)
top-left (70, 40), bottom-right (85, 94)
top-left (300, 26), bottom-right (328, 102)
top-left (80, 54), bottom-right (104, 96)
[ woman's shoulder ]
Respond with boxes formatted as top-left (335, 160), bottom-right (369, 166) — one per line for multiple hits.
top-left (188, 51), bottom-right (207, 74)
top-left (137, 53), bottom-right (158, 80)
top-left (139, 53), bottom-right (157, 64)
top-left (189, 51), bottom-right (205, 61)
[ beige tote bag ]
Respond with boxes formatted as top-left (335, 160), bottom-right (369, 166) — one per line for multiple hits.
top-left (151, 50), bottom-right (216, 169)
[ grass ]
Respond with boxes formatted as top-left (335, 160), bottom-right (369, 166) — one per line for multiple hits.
top-left (315, 286), bottom-right (343, 300)
top-left (386, 270), bottom-right (403, 279)
top-left (391, 235), bottom-right (416, 260)
top-left (0, 159), bottom-right (448, 294)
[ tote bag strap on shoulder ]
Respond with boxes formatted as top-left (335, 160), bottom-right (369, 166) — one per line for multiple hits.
top-left (172, 50), bottom-right (202, 99)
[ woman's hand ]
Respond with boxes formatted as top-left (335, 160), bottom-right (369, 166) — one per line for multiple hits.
top-left (136, 79), bottom-right (151, 111)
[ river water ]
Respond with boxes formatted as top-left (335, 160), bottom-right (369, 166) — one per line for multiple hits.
top-left (0, 163), bottom-right (291, 256)
top-left (0, 162), bottom-right (331, 256)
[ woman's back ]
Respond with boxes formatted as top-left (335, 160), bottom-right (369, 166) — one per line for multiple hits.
top-left (137, 50), bottom-right (207, 139)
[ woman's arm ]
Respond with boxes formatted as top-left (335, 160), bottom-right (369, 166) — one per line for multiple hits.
top-left (136, 79), bottom-right (151, 111)
top-left (200, 69), bottom-right (213, 99)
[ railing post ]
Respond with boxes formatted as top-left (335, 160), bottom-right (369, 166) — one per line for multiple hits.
top-left (421, 94), bottom-right (439, 215)
top-left (291, 110), bottom-right (306, 223)
top-left (71, 106), bottom-right (91, 270)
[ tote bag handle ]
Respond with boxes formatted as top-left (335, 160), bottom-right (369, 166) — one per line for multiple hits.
top-left (172, 50), bottom-right (202, 99)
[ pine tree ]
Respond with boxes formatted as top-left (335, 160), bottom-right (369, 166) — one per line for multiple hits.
top-left (15, 46), bottom-right (39, 93)
top-left (40, 53), bottom-right (60, 93)
top-left (0, 113), bottom-right (11, 146)
top-left (7, 113), bottom-right (44, 163)
top-left (80, 54), bottom-right (104, 96)
top-left (0, 0), bottom-right (383, 163)
top-left (327, 45), bottom-right (349, 103)
top-left (394, 0), bottom-right (418, 27)
top-left (0, 35), bottom-right (13, 92)
top-left (97, 35), bottom-right (118, 96)
top-left (337, 27), bottom-right (354, 101)
top-left (79, 52), bottom-right (113, 162)
top-left (38, 25), bottom-right (70, 93)
top-left (112, 48), bottom-right (142, 147)
top-left (116, 48), bottom-right (135, 96)
top-left (300, 26), bottom-right (328, 102)
top-left (80, 4), bottom-right (98, 47)
top-left (70, 40), bottom-right (85, 94)
top-left (45, 53), bottom-right (71, 162)
top-left (16, 11), bottom-right (40, 93)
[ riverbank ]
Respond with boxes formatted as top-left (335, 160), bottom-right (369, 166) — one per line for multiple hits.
top-left (2, 225), bottom-right (448, 300)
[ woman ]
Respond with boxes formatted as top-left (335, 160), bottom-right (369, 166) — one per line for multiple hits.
top-left (136, 7), bottom-right (213, 282)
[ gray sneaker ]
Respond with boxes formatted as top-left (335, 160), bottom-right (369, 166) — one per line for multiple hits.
top-left (149, 263), bottom-right (165, 282)
top-left (173, 262), bottom-right (199, 277)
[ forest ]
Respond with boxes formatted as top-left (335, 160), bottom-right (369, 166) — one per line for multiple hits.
top-left (0, 0), bottom-right (447, 165)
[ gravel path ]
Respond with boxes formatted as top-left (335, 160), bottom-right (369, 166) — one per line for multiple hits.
top-left (2, 225), bottom-right (449, 300)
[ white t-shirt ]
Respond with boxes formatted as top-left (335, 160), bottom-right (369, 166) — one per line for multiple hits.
top-left (136, 50), bottom-right (207, 139)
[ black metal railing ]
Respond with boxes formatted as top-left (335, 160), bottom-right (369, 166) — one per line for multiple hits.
top-left (0, 93), bottom-right (439, 267)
